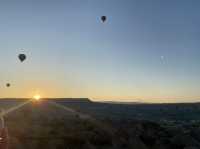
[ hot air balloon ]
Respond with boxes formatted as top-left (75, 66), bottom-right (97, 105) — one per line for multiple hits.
top-left (6, 83), bottom-right (10, 87)
top-left (101, 16), bottom-right (107, 23)
top-left (18, 54), bottom-right (26, 62)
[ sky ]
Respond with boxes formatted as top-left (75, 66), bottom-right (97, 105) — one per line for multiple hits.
top-left (0, 0), bottom-right (200, 103)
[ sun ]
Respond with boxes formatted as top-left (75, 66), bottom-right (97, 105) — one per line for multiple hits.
top-left (33, 95), bottom-right (41, 101)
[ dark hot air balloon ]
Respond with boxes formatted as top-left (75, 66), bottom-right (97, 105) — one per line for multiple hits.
top-left (18, 54), bottom-right (26, 62)
top-left (6, 83), bottom-right (10, 87)
top-left (101, 16), bottom-right (107, 23)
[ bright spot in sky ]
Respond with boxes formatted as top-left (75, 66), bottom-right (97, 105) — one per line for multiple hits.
top-left (33, 95), bottom-right (41, 101)
top-left (160, 56), bottom-right (166, 64)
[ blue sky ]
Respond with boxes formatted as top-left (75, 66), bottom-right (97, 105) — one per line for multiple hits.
top-left (0, 0), bottom-right (200, 102)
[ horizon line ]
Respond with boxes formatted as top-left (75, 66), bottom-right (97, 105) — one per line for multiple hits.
top-left (0, 98), bottom-right (200, 104)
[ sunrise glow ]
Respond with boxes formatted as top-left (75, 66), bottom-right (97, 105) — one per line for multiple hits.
top-left (33, 95), bottom-right (41, 101)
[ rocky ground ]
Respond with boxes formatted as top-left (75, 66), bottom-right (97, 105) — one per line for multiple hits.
top-left (1, 100), bottom-right (200, 149)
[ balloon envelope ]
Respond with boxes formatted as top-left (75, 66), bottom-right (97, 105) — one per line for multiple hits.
top-left (101, 16), bottom-right (107, 22)
top-left (18, 54), bottom-right (26, 62)
top-left (6, 83), bottom-right (10, 87)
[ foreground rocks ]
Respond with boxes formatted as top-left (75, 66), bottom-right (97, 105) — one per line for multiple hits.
top-left (113, 120), bottom-right (200, 149)
top-left (4, 102), bottom-right (200, 149)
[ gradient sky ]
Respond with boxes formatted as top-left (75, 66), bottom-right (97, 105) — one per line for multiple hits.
top-left (1, 0), bottom-right (200, 103)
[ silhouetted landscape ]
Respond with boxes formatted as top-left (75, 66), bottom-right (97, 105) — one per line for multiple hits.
top-left (1, 0), bottom-right (200, 149)
top-left (1, 98), bottom-right (200, 149)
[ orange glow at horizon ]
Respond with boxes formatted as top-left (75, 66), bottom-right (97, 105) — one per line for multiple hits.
top-left (33, 95), bottom-right (41, 101)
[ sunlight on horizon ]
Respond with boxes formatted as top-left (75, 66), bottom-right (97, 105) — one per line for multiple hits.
top-left (33, 95), bottom-right (41, 101)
